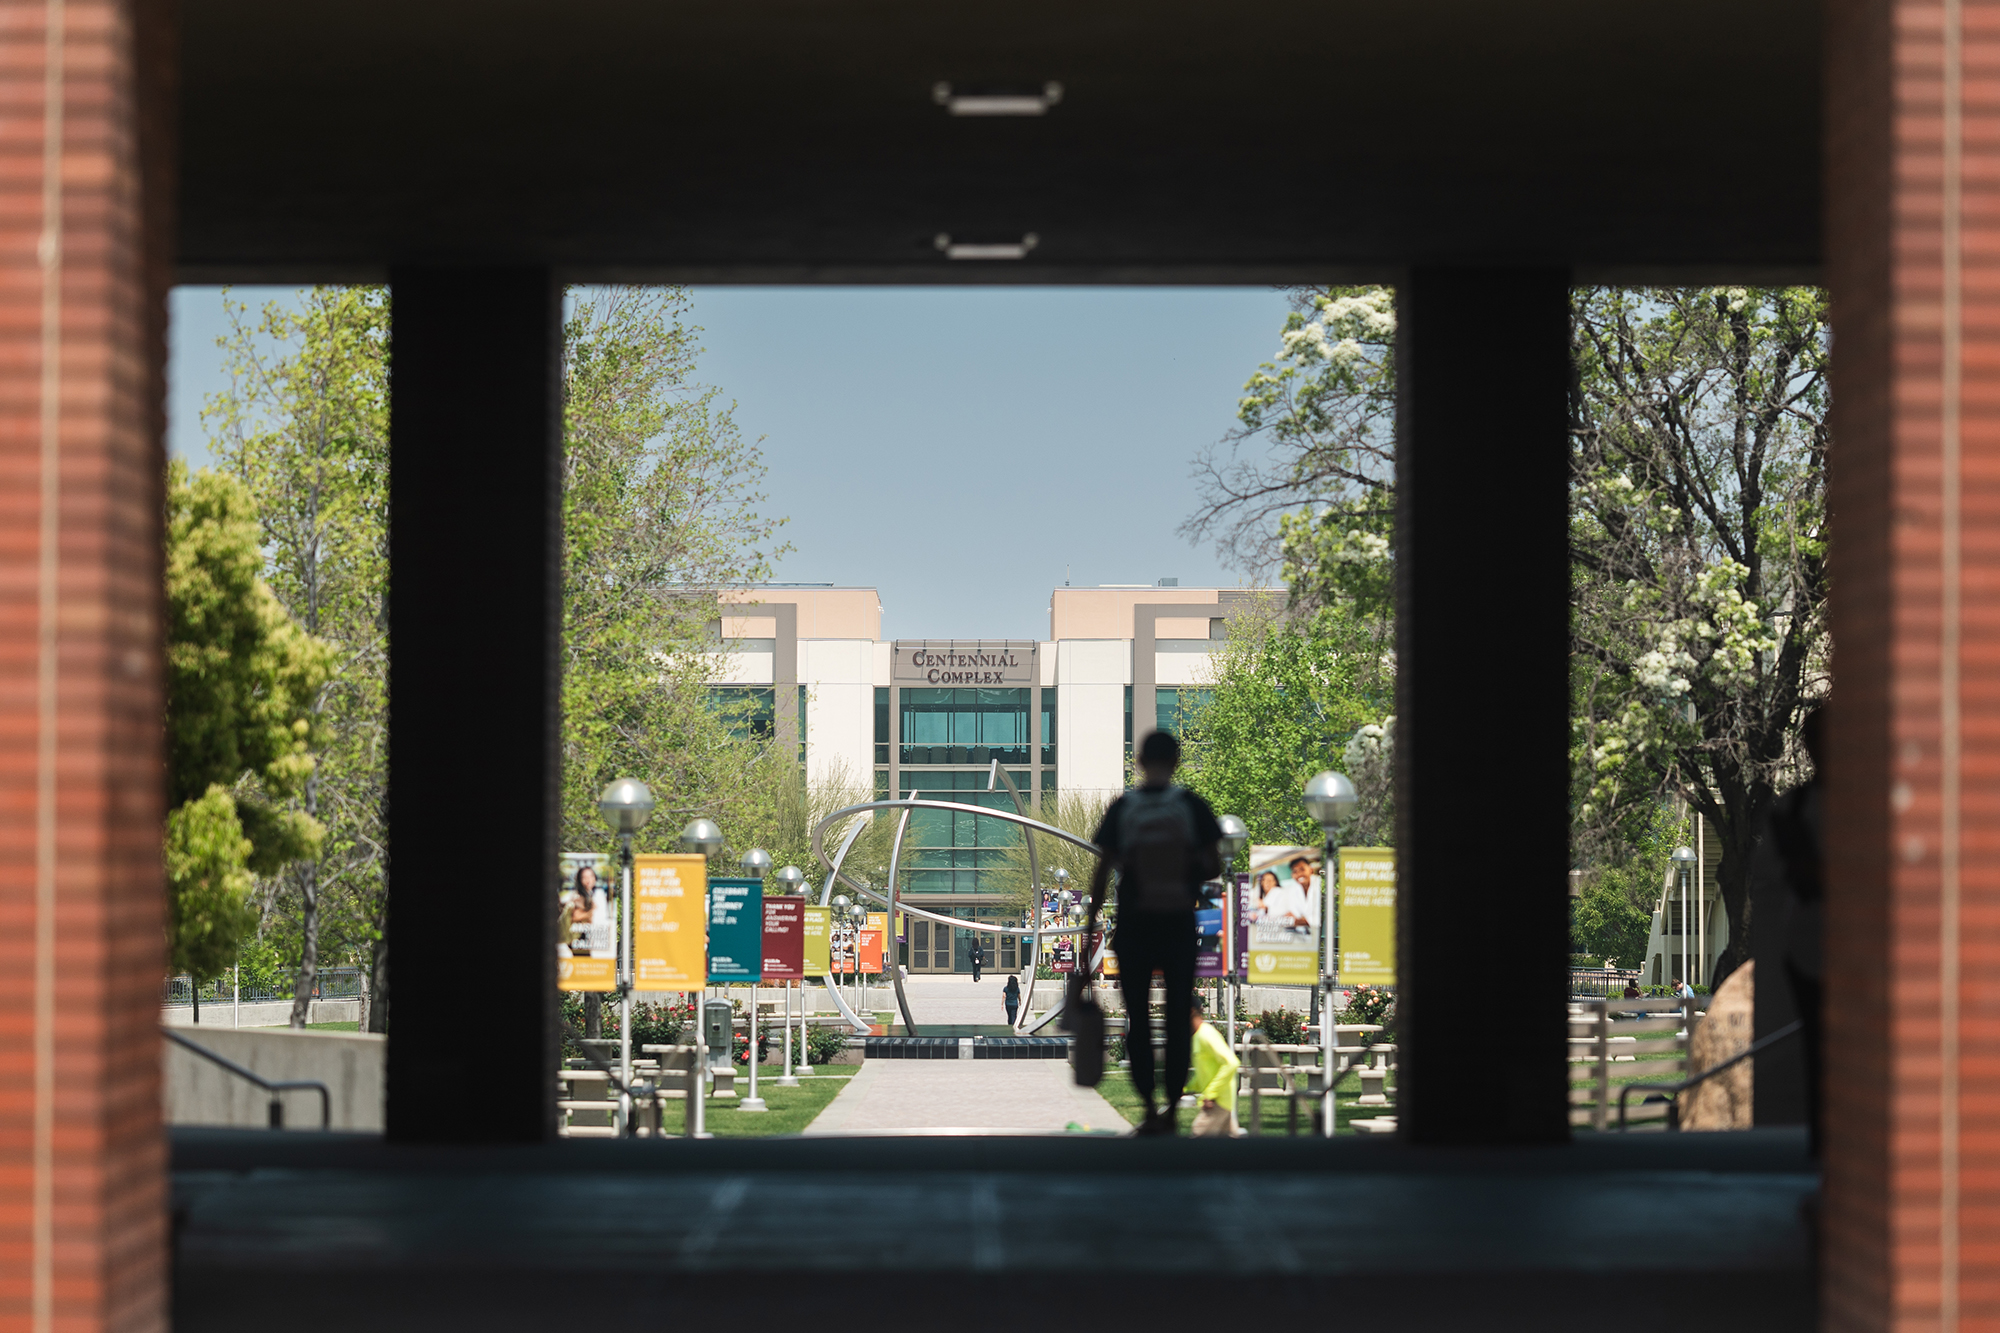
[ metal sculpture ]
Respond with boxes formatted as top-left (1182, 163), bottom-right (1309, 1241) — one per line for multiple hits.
top-left (809, 768), bottom-right (1108, 1037)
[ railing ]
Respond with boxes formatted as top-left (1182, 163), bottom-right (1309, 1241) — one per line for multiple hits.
top-left (162, 1028), bottom-right (332, 1129)
top-left (1569, 967), bottom-right (1644, 998)
top-left (1616, 1021), bottom-right (1803, 1130)
top-left (1568, 994), bottom-right (1711, 1130)
top-left (163, 966), bottom-right (364, 1007)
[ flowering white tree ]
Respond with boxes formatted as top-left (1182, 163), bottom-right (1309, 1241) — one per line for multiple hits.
top-left (1190, 285), bottom-right (1829, 985)
top-left (1182, 286), bottom-right (1396, 612)
top-left (1570, 287), bottom-right (1829, 982)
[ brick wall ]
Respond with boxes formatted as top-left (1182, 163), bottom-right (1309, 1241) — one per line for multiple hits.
top-left (1824, 0), bottom-right (2000, 1325)
top-left (0, 0), bottom-right (168, 1330)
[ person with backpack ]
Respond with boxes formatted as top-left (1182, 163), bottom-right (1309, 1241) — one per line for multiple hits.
top-left (969, 939), bottom-right (984, 982)
top-left (1088, 730), bottom-right (1224, 1136)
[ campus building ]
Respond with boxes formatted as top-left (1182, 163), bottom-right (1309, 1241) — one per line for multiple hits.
top-left (711, 582), bottom-right (1271, 971)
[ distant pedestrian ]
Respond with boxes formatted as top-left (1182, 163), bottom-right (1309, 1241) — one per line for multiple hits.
top-left (1674, 976), bottom-right (1694, 1000)
top-left (1089, 729), bottom-right (1224, 1136)
top-left (1004, 974), bottom-right (1020, 1025)
top-left (1189, 994), bottom-right (1240, 1137)
top-left (969, 940), bottom-right (983, 982)
top-left (1622, 980), bottom-right (1642, 1000)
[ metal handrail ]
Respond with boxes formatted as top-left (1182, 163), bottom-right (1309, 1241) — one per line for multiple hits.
top-left (162, 1027), bottom-right (332, 1130)
top-left (1615, 1020), bottom-right (1804, 1130)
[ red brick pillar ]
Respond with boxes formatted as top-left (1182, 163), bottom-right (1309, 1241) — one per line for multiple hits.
top-left (1825, 0), bottom-right (2000, 1324)
top-left (0, 0), bottom-right (171, 1330)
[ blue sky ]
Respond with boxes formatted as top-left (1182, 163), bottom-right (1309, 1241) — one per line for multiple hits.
top-left (168, 285), bottom-right (1295, 640)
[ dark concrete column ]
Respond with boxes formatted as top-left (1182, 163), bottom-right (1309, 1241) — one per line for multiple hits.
top-left (386, 268), bottom-right (562, 1143)
top-left (1394, 268), bottom-right (1572, 1145)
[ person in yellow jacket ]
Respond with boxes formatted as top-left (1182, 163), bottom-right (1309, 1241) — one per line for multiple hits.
top-left (1188, 994), bottom-right (1242, 1137)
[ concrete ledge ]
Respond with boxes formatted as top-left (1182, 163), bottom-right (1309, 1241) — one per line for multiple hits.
top-left (165, 1027), bottom-right (384, 1130)
top-left (163, 999), bottom-right (362, 1028)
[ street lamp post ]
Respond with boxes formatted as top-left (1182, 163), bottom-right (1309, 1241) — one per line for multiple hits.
top-left (1670, 845), bottom-right (1697, 987)
top-left (773, 864), bottom-right (805, 1085)
top-left (1217, 813), bottom-right (1249, 1050)
top-left (597, 779), bottom-right (657, 1135)
top-left (1302, 771), bottom-right (1358, 1138)
top-left (737, 848), bottom-right (773, 1111)
top-left (678, 816), bottom-right (724, 1138)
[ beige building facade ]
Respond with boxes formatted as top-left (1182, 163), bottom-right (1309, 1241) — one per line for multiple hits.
top-left (708, 582), bottom-right (1271, 972)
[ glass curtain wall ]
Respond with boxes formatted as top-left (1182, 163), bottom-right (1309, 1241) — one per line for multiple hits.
top-left (896, 686), bottom-right (1036, 972)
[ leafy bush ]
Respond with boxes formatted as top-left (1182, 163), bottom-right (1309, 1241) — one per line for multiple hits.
top-left (1255, 1007), bottom-right (1306, 1045)
top-left (805, 1025), bottom-right (847, 1065)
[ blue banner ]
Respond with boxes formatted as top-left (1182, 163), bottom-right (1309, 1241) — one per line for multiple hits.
top-left (707, 877), bottom-right (763, 983)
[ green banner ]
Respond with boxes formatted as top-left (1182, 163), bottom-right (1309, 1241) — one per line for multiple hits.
top-left (1336, 847), bottom-right (1396, 987)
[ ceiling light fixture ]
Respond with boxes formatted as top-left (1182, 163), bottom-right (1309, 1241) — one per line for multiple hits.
top-left (933, 232), bottom-right (1040, 261)
top-left (931, 81), bottom-right (1064, 116)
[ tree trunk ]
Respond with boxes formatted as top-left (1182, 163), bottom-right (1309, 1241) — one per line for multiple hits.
top-left (1708, 810), bottom-right (1764, 991)
top-left (584, 992), bottom-right (602, 1039)
top-left (290, 861), bottom-right (319, 1028)
top-left (290, 767), bottom-right (322, 1028)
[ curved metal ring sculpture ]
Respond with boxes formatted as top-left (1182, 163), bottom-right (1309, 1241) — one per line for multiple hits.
top-left (809, 765), bottom-right (1108, 1038)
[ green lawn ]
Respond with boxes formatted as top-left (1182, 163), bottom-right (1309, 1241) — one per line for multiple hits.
top-left (1095, 1066), bottom-right (1395, 1136)
top-left (630, 1070), bottom-right (855, 1138)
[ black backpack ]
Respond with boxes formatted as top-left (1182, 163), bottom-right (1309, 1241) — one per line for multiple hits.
top-left (1117, 786), bottom-right (1201, 912)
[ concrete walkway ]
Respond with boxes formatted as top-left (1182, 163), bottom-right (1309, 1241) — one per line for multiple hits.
top-left (803, 1059), bottom-right (1126, 1135)
top-left (896, 973), bottom-right (1045, 1029)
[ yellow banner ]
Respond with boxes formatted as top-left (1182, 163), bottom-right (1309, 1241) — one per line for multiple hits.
top-left (558, 955), bottom-right (616, 992)
top-left (634, 853), bottom-right (707, 990)
top-left (1336, 847), bottom-right (1396, 987)
top-left (803, 905), bottom-right (831, 976)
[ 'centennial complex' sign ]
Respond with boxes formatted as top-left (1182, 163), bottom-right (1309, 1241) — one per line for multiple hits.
top-left (892, 640), bottom-right (1038, 686)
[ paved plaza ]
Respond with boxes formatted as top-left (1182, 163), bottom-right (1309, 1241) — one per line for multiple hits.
top-left (891, 972), bottom-right (1052, 1029)
top-left (803, 1059), bottom-right (1125, 1135)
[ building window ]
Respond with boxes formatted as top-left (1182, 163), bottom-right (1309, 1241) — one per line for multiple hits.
top-left (899, 686), bottom-right (1033, 765)
top-left (1123, 685), bottom-right (1133, 759)
top-left (1155, 687), bottom-right (1214, 737)
top-left (897, 769), bottom-right (1027, 895)
top-left (707, 685), bottom-right (776, 741)
top-left (798, 683), bottom-right (809, 765)
top-left (1040, 690), bottom-right (1057, 765)
top-left (874, 686), bottom-right (889, 765)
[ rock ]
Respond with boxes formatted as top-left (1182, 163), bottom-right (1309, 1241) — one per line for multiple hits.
top-left (1681, 960), bottom-right (1754, 1130)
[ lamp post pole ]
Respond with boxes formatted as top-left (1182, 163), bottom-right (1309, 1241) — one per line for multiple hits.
top-left (738, 848), bottom-right (773, 1111)
top-left (1217, 814), bottom-right (1248, 1053)
top-left (1670, 844), bottom-right (1697, 993)
top-left (597, 779), bottom-right (657, 1136)
top-left (773, 864), bottom-right (805, 1086)
top-left (679, 817), bottom-right (725, 1138)
top-left (1303, 772), bottom-right (1357, 1138)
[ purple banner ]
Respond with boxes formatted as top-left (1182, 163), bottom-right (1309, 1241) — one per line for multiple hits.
top-left (1234, 873), bottom-right (1254, 980)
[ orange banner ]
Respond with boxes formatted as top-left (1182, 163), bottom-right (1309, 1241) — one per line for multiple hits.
top-left (634, 853), bottom-right (707, 990)
top-left (858, 911), bottom-right (886, 972)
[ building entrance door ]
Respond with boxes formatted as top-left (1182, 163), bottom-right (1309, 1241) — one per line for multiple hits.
top-left (909, 918), bottom-right (952, 973)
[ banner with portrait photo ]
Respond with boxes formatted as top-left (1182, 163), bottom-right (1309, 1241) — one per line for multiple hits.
top-left (557, 852), bottom-right (616, 992)
top-left (1244, 845), bottom-right (1323, 986)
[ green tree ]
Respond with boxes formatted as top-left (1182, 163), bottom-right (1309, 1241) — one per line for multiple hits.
top-left (560, 287), bottom-right (790, 856)
top-left (165, 461), bottom-right (331, 983)
top-left (1175, 598), bottom-right (1393, 849)
top-left (983, 789), bottom-right (1112, 923)
top-left (1182, 286), bottom-right (1396, 611)
top-left (1571, 803), bottom-right (1687, 967)
top-left (1570, 288), bottom-right (1828, 982)
top-left (205, 286), bottom-right (390, 1027)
